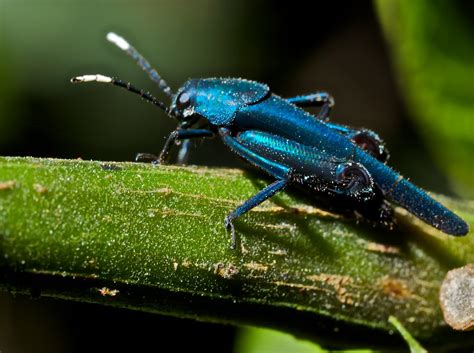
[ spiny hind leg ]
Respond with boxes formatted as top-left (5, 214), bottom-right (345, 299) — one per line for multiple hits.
top-left (219, 128), bottom-right (291, 249)
top-left (225, 179), bottom-right (288, 249)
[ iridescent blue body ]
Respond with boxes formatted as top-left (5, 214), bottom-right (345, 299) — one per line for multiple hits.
top-left (170, 78), bottom-right (468, 240)
top-left (72, 34), bottom-right (469, 249)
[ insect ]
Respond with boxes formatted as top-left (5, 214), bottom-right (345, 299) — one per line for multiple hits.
top-left (71, 33), bottom-right (469, 249)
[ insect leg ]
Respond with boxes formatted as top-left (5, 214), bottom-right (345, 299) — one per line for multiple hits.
top-left (175, 120), bottom-right (210, 165)
top-left (135, 153), bottom-right (161, 163)
top-left (233, 129), bottom-right (394, 225)
top-left (176, 139), bottom-right (191, 165)
top-left (219, 128), bottom-right (292, 249)
top-left (286, 92), bottom-right (349, 132)
top-left (219, 128), bottom-right (290, 179)
top-left (136, 129), bottom-right (212, 164)
top-left (348, 129), bottom-right (389, 162)
top-left (286, 91), bottom-right (387, 160)
top-left (289, 95), bottom-right (390, 162)
top-left (225, 179), bottom-right (288, 249)
top-left (316, 122), bottom-right (389, 163)
top-left (287, 92), bottom-right (335, 108)
top-left (316, 102), bottom-right (331, 121)
top-left (287, 93), bottom-right (334, 122)
top-left (287, 93), bottom-right (381, 145)
top-left (158, 129), bottom-right (214, 164)
top-left (235, 129), bottom-right (377, 199)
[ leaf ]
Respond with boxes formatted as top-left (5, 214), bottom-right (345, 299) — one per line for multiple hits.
top-left (0, 157), bottom-right (473, 350)
top-left (235, 327), bottom-right (328, 353)
top-left (375, 0), bottom-right (474, 196)
top-left (235, 327), bottom-right (375, 353)
top-left (389, 316), bottom-right (427, 353)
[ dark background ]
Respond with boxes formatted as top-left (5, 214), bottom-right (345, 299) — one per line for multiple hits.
top-left (0, 1), bottom-right (459, 352)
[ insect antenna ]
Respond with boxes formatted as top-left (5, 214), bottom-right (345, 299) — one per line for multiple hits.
top-left (70, 74), bottom-right (171, 114)
top-left (106, 32), bottom-right (173, 97)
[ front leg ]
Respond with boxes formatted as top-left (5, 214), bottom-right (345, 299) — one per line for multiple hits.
top-left (136, 128), bottom-right (214, 165)
top-left (159, 129), bottom-right (214, 164)
top-left (176, 139), bottom-right (191, 165)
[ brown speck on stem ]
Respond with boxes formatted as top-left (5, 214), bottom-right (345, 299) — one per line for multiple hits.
top-left (156, 187), bottom-right (173, 195)
top-left (214, 263), bottom-right (239, 279)
top-left (33, 183), bottom-right (48, 194)
top-left (307, 273), bottom-right (353, 287)
top-left (273, 281), bottom-right (329, 294)
top-left (380, 276), bottom-right (412, 299)
top-left (0, 180), bottom-right (17, 191)
top-left (439, 264), bottom-right (474, 331)
top-left (98, 287), bottom-right (119, 297)
top-left (306, 273), bottom-right (355, 305)
top-left (366, 242), bottom-right (400, 254)
top-left (268, 249), bottom-right (287, 256)
top-left (244, 262), bottom-right (269, 272)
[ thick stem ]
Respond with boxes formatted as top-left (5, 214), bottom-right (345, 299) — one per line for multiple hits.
top-left (0, 157), bottom-right (472, 350)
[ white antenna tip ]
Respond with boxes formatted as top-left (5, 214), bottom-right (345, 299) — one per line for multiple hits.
top-left (70, 74), bottom-right (112, 83)
top-left (106, 32), bottom-right (130, 50)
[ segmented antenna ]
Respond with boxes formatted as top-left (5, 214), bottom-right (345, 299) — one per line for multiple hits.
top-left (70, 74), bottom-right (170, 114)
top-left (106, 32), bottom-right (173, 97)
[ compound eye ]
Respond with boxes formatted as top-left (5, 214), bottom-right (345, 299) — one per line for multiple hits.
top-left (177, 92), bottom-right (191, 111)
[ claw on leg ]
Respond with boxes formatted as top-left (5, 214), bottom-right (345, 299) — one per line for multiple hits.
top-left (135, 153), bottom-right (160, 164)
top-left (224, 215), bottom-right (236, 250)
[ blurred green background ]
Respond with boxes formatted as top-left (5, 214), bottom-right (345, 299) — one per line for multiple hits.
top-left (0, 0), bottom-right (473, 352)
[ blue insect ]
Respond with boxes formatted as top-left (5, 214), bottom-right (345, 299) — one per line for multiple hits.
top-left (71, 33), bottom-right (469, 249)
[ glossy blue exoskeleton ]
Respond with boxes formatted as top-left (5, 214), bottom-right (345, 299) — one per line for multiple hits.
top-left (71, 33), bottom-right (469, 249)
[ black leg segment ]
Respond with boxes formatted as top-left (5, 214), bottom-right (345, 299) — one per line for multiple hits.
top-left (176, 139), bottom-right (192, 165)
top-left (159, 129), bottom-right (214, 164)
top-left (287, 92), bottom-right (335, 108)
top-left (135, 153), bottom-right (160, 164)
top-left (316, 102), bottom-right (331, 121)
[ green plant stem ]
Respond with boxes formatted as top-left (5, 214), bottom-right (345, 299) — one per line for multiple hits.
top-left (0, 157), bottom-right (472, 350)
top-left (389, 316), bottom-right (427, 353)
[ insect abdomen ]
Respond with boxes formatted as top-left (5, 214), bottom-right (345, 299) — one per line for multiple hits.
top-left (390, 177), bottom-right (468, 235)
top-left (357, 150), bottom-right (468, 235)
